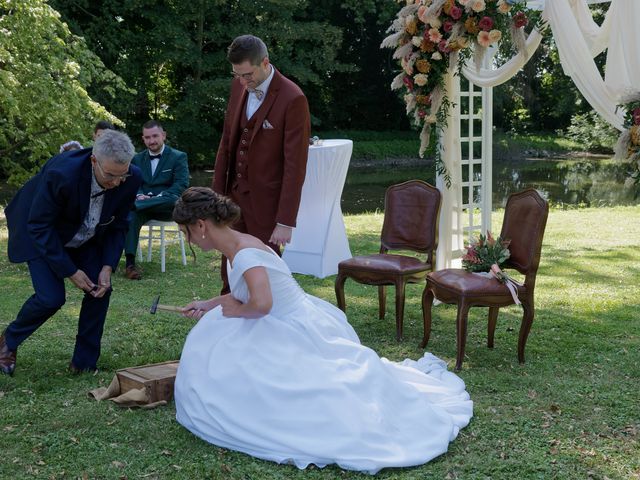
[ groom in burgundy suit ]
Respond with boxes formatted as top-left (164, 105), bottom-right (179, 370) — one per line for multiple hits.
top-left (212, 34), bottom-right (310, 293)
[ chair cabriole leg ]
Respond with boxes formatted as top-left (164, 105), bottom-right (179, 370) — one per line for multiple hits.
top-left (394, 280), bottom-right (405, 341)
top-left (518, 298), bottom-right (534, 364)
top-left (378, 286), bottom-right (386, 320)
top-left (420, 287), bottom-right (434, 348)
top-left (488, 306), bottom-right (499, 348)
top-left (334, 273), bottom-right (347, 312)
top-left (455, 301), bottom-right (470, 370)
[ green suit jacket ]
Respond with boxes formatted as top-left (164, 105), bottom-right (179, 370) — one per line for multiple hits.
top-left (132, 145), bottom-right (189, 212)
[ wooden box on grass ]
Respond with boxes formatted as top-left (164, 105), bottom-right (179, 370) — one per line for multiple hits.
top-left (116, 360), bottom-right (179, 403)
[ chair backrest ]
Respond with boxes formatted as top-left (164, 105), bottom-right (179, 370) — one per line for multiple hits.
top-left (500, 189), bottom-right (549, 279)
top-left (380, 180), bottom-right (441, 256)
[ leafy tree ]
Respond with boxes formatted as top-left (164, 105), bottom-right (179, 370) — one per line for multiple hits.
top-left (0, 0), bottom-right (129, 184)
top-left (51, 0), bottom-right (351, 168)
top-left (305, 0), bottom-right (410, 132)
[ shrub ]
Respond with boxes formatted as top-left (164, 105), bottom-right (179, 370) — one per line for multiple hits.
top-left (566, 110), bottom-right (617, 153)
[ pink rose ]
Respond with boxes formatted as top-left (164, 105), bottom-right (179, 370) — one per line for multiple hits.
top-left (477, 30), bottom-right (491, 47)
top-left (450, 6), bottom-right (463, 20)
top-left (513, 11), bottom-right (528, 28)
top-left (403, 76), bottom-right (414, 92)
top-left (478, 16), bottom-right (494, 31)
top-left (443, 20), bottom-right (454, 33)
top-left (438, 40), bottom-right (451, 53)
top-left (633, 107), bottom-right (640, 125)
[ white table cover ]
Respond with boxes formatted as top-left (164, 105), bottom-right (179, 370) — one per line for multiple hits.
top-left (283, 139), bottom-right (353, 278)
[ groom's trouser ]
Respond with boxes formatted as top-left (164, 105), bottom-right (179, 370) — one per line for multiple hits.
top-left (3, 240), bottom-right (112, 370)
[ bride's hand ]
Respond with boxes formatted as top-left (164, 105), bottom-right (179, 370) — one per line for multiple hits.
top-left (182, 300), bottom-right (213, 320)
top-left (219, 296), bottom-right (244, 318)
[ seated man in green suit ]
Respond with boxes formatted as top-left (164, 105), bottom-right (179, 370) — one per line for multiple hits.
top-left (123, 120), bottom-right (189, 279)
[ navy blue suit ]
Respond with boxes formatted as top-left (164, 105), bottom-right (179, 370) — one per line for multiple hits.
top-left (3, 148), bottom-right (142, 369)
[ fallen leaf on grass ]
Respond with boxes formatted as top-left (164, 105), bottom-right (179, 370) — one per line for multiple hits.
top-left (550, 403), bottom-right (561, 414)
top-left (112, 460), bottom-right (125, 468)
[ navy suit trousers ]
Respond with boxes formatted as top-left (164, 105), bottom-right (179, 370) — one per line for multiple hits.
top-left (4, 239), bottom-right (112, 370)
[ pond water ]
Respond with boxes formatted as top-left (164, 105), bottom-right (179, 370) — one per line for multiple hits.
top-left (2, 157), bottom-right (638, 213)
top-left (338, 156), bottom-right (639, 214)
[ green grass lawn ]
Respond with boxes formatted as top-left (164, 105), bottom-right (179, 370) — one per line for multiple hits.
top-left (0, 206), bottom-right (639, 479)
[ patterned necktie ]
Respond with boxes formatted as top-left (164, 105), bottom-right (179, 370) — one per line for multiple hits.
top-left (253, 89), bottom-right (264, 101)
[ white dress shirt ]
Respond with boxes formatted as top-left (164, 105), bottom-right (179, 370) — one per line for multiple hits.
top-left (246, 65), bottom-right (275, 120)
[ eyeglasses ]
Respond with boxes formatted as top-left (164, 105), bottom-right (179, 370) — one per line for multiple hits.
top-left (94, 158), bottom-right (131, 182)
top-left (231, 70), bottom-right (255, 80)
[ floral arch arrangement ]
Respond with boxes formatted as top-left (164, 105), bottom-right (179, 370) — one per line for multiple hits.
top-left (382, 0), bottom-right (542, 178)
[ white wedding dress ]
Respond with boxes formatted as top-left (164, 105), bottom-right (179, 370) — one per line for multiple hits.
top-left (175, 248), bottom-right (473, 474)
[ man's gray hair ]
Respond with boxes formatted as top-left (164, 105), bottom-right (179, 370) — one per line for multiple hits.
top-left (93, 130), bottom-right (135, 165)
top-left (227, 35), bottom-right (268, 66)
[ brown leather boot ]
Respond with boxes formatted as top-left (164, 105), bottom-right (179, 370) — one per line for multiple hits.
top-left (0, 333), bottom-right (17, 376)
top-left (125, 265), bottom-right (142, 280)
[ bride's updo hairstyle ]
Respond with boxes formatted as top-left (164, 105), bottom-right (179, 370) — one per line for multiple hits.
top-left (173, 186), bottom-right (241, 227)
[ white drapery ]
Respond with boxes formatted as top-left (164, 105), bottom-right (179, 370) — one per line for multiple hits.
top-left (435, 68), bottom-right (464, 270)
top-left (436, 0), bottom-right (638, 268)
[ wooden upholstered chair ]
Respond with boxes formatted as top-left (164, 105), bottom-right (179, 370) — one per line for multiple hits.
top-left (335, 180), bottom-right (441, 340)
top-left (421, 188), bottom-right (549, 370)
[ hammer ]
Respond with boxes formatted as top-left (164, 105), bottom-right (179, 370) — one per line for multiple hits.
top-left (149, 295), bottom-right (183, 315)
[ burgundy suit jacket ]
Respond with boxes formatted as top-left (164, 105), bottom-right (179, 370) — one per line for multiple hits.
top-left (213, 68), bottom-right (310, 234)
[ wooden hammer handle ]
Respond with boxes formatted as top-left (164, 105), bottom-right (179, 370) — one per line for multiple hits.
top-left (157, 304), bottom-right (183, 313)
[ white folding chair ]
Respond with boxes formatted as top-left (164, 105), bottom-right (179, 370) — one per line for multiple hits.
top-left (136, 220), bottom-right (187, 272)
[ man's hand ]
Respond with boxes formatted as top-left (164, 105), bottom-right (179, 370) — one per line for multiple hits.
top-left (69, 269), bottom-right (96, 293)
top-left (269, 225), bottom-right (293, 248)
top-left (92, 266), bottom-right (113, 298)
top-left (136, 194), bottom-right (152, 201)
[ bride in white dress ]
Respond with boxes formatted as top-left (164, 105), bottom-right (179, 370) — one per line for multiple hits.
top-left (172, 187), bottom-right (473, 474)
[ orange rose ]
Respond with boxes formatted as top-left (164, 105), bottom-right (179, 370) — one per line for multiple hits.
top-left (420, 39), bottom-right (436, 53)
top-left (415, 59), bottom-right (432, 73)
top-left (465, 18), bottom-right (480, 34)
top-left (630, 125), bottom-right (640, 146)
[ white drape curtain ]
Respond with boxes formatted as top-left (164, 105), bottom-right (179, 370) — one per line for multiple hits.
top-left (436, 0), bottom-right (638, 268)
top-left (436, 69), bottom-right (464, 270)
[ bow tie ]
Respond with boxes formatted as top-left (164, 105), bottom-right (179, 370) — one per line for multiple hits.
top-left (252, 89), bottom-right (264, 101)
top-left (149, 154), bottom-right (161, 160)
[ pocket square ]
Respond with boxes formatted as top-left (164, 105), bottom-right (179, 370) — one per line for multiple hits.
top-left (262, 119), bottom-right (274, 129)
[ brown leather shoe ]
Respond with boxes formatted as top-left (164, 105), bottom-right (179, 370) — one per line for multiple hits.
top-left (0, 333), bottom-right (17, 376)
top-left (125, 265), bottom-right (142, 280)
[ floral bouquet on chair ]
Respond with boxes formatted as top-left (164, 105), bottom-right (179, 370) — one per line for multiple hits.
top-left (462, 231), bottom-right (522, 304)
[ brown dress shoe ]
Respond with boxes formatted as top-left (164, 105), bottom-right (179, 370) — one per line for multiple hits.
top-left (125, 265), bottom-right (142, 280)
top-left (0, 333), bottom-right (17, 376)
